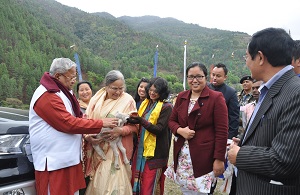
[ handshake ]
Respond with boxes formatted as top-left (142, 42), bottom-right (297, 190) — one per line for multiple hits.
top-left (126, 112), bottom-right (143, 124)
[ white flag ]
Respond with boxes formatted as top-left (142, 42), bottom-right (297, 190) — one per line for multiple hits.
top-left (183, 40), bottom-right (187, 91)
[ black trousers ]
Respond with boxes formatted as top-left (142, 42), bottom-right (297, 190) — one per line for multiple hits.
top-left (79, 176), bottom-right (90, 195)
top-left (229, 174), bottom-right (236, 195)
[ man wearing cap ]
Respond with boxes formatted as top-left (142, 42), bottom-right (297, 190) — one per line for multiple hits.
top-left (240, 80), bottom-right (263, 131)
top-left (237, 76), bottom-right (255, 137)
top-left (238, 75), bottom-right (255, 106)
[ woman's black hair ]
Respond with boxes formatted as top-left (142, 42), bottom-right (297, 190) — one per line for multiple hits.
top-left (186, 62), bottom-right (208, 76)
top-left (134, 77), bottom-right (150, 102)
top-left (145, 77), bottom-right (170, 101)
top-left (76, 81), bottom-right (93, 93)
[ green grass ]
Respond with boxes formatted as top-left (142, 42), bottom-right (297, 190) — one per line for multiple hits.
top-left (164, 177), bottom-right (227, 195)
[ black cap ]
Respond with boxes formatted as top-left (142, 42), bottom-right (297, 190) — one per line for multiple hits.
top-left (240, 75), bottom-right (253, 84)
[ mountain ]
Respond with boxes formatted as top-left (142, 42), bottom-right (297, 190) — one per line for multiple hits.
top-left (0, 0), bottom-right (250, 106)
top-left (118, 15), bottom-right (251, 76)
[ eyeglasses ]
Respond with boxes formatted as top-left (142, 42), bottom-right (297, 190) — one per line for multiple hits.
top-left (243, 55), bottom-right (249, 61)
top-left (61, 74), bottom-right (77, 81)
top-left (187, 75), bottom-right (205, 81)
top-left (109, 86), bottom-right (124, 92)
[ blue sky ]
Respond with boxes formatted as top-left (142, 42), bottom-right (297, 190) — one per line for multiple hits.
top-left (55, 0), bottom-right (300, 40)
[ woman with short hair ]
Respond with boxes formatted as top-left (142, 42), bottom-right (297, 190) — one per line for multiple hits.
top-left (84, 70), bottom-right (138, 195)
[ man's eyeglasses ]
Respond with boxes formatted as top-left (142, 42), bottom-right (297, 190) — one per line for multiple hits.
top-left (187, 75), bottom-right (205, 81)
top-left (109, 86), bottom-right (124, 92)
top-left (61, 74), bottom-right (77, 81)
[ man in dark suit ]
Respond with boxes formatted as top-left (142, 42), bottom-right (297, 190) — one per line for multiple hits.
top-left (228, 28), bottom-right (300, 195)
top-left (208, 63), bottom-right (239, 139)
top-left (292, 40), bottom-right (300, 77)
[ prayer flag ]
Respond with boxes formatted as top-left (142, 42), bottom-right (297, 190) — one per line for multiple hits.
top-left (74, 53), bottom-right (83, 81)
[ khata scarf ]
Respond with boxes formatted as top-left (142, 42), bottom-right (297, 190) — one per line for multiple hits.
top-left (138, 99), bottom-right (163, 158)
top-left (40, 72), bottom-right (82, 117)
top-left (133, 99), bottom-right (163, 193)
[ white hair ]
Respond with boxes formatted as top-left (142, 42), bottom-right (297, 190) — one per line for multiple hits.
top-left (49, 58), bottom-right (76, 76)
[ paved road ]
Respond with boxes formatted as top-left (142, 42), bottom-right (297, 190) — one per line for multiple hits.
top-left (0, 107), bottom-right (29, 121)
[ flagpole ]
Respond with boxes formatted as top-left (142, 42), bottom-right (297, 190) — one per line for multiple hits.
top-left (210, 54), bottom-right (215, 83)
top-left (183, 40), bottom-right (187, 91)
top-left (153, 45), bottom-right (158, 78)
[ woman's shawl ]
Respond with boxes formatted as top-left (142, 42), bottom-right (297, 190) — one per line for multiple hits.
top-left (86, 87), bottom-right (134, 119)
top-left (83, 87), bottom-right (136, 177)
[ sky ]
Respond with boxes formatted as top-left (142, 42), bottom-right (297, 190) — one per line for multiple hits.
top-left (55, 0), bottom-right (300, 40)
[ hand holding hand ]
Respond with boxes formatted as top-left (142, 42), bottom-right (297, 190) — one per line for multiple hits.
top-left (177, 126), bottom-right (195, 140)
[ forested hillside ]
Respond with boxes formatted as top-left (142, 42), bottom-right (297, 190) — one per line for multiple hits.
top-left (119, 16), bottom-right (251, 78)
top-left (0, 0), bottom-right (251, 107)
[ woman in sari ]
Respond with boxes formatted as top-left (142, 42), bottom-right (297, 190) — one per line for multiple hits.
top-left (83, 70), bottom-right (138, 195)
top-left (128, 77), bottom-right (173, 195)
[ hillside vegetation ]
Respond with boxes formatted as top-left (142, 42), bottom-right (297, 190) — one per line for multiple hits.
top-left (0, 0), bottom-right (251, 106)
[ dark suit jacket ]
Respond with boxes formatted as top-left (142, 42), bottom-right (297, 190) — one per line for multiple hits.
top-left (208, 83), bottom-right (239, 139)
top-left (169, 86), bottom-right (228, 177)
top-left (236, 69), bottom-right (300, 195)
